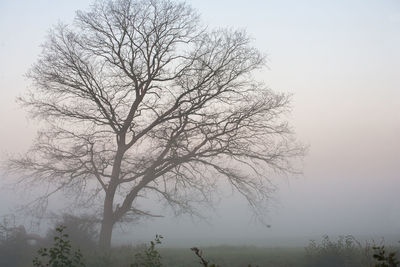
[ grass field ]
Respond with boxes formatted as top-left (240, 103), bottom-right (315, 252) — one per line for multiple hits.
top-left (159, 246), bottom-right (306, 267)
top-left (1, 228), bottom-right (399, 267)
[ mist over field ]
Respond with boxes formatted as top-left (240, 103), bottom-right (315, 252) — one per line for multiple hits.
top-left (0, 0), bottom-right (399, 256)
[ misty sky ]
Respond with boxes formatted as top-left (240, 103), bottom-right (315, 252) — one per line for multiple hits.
top-left (0, 0), bottom-right (399, 246)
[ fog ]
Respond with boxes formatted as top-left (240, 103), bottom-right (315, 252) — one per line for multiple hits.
top-left (0, 0), bottom-right (399, 248)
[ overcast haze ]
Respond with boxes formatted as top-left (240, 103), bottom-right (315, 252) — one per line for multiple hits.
top-left (0, 0), bottom-right (399, 247)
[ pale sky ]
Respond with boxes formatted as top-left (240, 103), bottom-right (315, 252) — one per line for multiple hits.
top-left (0, 0), bottom-right (399, 246)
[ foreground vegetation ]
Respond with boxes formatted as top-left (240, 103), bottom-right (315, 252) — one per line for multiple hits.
top-left (1, 217), bottom-right (399, 266)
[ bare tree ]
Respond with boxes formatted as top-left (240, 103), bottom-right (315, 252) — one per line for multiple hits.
top-left (9, 0), bottom-right (303, 250)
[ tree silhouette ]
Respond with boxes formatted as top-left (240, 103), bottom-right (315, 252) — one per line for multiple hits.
top-left (10, 0), bottom-right (303, 250)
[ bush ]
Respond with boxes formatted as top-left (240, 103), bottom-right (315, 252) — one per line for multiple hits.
top-left (33, 225), bottom-right (85, 267)
top-left (131, 235), bottom-right (163, 267)
top-left (373, 244), bottom-right (400, 267)
top-left (45, 214), bottom-right (98, 251)
top-left (305, 235), bottom-right (374, 267)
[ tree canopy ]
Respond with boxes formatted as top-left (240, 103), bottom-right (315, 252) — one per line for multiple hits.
top-left (10, 0), bottom-right (304, 249)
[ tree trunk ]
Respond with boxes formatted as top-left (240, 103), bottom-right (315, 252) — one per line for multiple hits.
top-left (99, 194), bottom-right (115, 251)
top-left (99, 144), bottom-right (125, 250)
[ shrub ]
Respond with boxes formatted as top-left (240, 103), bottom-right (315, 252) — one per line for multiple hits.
top-left (33, 225), bottom-right (85, 267)
top-left (46, 213), bottom-right (98, 251)
top-left (305, 235), bottom-right (374, 267)
top-left (131, 235), bottom-right (163, 267)
top-left (373, 244), bottom-right (400, 267)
